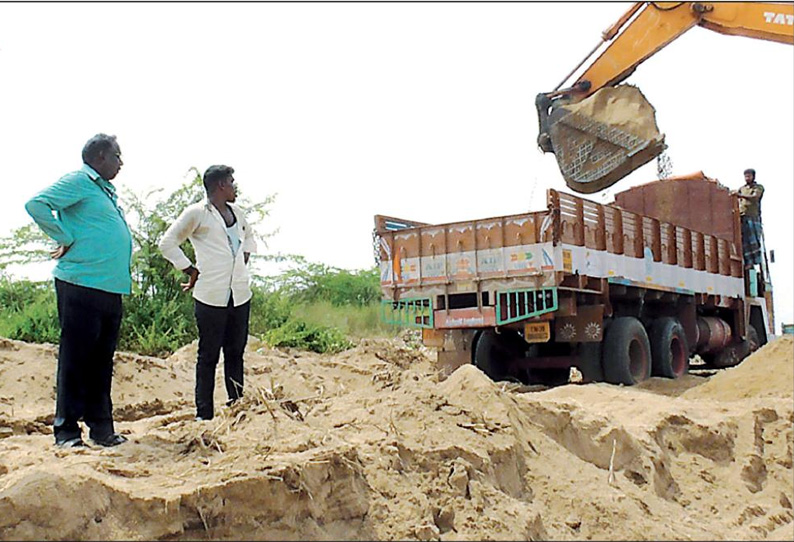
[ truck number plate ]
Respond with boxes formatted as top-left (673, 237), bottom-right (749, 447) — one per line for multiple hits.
top-left (524, 322), bottom-right (550, 343)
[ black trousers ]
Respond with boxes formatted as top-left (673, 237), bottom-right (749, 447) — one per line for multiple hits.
top-left (194, 296), bottom-right (250, 419)
top-left (54, 279), bottom-right (122, 442)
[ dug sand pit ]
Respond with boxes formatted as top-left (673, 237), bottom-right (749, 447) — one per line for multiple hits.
top-left (0, 334), bottom-right (791, 540)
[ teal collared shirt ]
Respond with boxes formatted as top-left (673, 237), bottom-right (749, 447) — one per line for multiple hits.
top-left (25, 164), bottom-right (133, 295)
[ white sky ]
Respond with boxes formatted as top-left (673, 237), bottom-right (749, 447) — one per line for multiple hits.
top-left (1, 2), bottom-right (792, 329)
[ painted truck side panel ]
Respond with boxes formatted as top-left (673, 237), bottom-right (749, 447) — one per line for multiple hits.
top-left (377, 183), bottom-right (743, 302)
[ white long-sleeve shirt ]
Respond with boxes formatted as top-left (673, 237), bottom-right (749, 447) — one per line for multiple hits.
top-left (159, 200), bottom-right (257, 307)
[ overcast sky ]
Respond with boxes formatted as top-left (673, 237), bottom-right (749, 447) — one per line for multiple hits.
top-left (1, 2), bottom-right (792, 329)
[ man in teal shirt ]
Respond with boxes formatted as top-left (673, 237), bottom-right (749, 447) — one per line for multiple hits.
top-left (25, 133), bottom-right (132, 448)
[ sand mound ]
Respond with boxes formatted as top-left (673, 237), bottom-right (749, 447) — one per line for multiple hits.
top-left (682, 336), bottom-right (794, 401)
top-left (0, 334), bottom-right (792, 540)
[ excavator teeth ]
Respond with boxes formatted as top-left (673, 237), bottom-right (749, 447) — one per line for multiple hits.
top-left (549, 110), bottom-right (666, 193)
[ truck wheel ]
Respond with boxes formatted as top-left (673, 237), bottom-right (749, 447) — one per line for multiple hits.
top-left (650, 317), bottom-right (690, 379)
top-left (603, 317), bottom-right (651, 385)
top-left (577, 342), bottom-right (604, 383)
top-left (473, 329), bottom-right (520, 382)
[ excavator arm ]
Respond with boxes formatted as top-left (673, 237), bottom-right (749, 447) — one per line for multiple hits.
top-left (538, 2), bottom-right (794, 194)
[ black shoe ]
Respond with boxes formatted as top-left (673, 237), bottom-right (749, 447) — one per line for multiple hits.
top-left (56, 437), bottom-right (86, 448)
top-left (91, 433), bottom-right (128, 447)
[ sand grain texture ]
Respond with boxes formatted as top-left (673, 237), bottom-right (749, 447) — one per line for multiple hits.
top-left (563, 84), bottom-right (663, 142)
top-left (0, 334), bottom-right (791, 541)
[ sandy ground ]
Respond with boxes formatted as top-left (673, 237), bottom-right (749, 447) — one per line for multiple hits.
top-left (0, 333), bottom-right (791, 541)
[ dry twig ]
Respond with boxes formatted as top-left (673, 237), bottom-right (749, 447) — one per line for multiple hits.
top-left (196, 506), bottom-right (209, 532)
top-left (608, 438), bottom-right (617, 486)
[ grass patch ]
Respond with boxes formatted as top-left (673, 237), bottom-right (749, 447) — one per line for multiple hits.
top-left (292, 300), bottom-right (398, 340)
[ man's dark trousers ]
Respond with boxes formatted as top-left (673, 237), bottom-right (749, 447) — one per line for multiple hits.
top-left (194, 296), bottom-right (250, 420)
top-left (54, 279), bottom-right (122, 443)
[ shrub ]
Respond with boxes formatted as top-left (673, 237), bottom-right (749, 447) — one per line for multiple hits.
top-left (248, 286), bottom-right (293, 336)
top-left (118, 294), bottom-right (196, 357)
top-left (263, 319), bottom-right (353, 354)
top-left (273, 260), bottom-right (381, 307)
top-left (0, 278), bottom-right (60, 344)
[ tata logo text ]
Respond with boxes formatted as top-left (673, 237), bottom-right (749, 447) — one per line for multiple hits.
top-left (764, 12), bottom-right (794, 25)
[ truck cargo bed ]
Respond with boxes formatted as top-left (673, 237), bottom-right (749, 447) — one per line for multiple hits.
top-left (375, 185), bottom-right (744, 329)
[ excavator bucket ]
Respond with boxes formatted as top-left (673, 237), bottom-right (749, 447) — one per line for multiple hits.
top-left (547, 85), bottom-right (667, 193)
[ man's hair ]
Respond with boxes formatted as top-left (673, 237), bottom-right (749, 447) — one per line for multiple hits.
top-left (82, 134), bottom-right (117, 164)
top-left (744, 168), bottom-right (756, 179)
top-left (203, 165), bottom-right (234, 193)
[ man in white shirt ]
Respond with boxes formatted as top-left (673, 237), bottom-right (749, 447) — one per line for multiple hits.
top-left (159, 165), bottom-right (257, 420)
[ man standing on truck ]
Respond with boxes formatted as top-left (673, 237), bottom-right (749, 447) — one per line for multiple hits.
top-left (734, 168), bottom-right (765, 269)
top-left (158, 165), bottom-right (257, 421)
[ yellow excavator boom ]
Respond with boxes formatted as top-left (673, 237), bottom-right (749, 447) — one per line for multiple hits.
top-left (537, 2), bottom-right (794, 194)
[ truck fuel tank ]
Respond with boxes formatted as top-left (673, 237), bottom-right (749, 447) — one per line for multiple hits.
top-left (695, 316), bottom-right (733, 354)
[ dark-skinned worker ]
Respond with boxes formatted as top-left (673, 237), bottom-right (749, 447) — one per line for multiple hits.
top-left (158, 165), bottom-right (257, 421)
top-left (734, 168), bottom-right (765, 269)
top-left (24, 133), bottom-right (132, 448)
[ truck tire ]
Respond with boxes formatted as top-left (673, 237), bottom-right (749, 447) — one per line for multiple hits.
top-left (473, 329), bottom-right (519, 382)
top-left (577, 342), bottom-right (604, 383)
top-left (603, 317), bottom-right (651, 386)
top-left (650, 317), bottom-right (690, 379)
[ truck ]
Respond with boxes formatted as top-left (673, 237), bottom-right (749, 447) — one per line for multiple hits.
top-left (535, 1), bottom-right (794, 194)
top-left (374, 172), bottom-right (774, 386)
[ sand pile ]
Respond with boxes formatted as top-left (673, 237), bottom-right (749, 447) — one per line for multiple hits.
top-left (682, 335), bottom-right (794, 401)
top-left (563, 84), bottom-right (663, 142)
top-left (0, 334), bottom-right (791, 540)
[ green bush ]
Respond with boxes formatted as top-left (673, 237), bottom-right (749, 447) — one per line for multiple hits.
top-left (263, 319), bottom-right (353, 354)
top-left (0, 279), bottom-right (59, 344)
top-left (274, 261), bottom-right (381, 307)
top-left (248, 286), bottom-right (293, 336)
top-left (253, 259), bottom-right (387, 352)
top-left (118, 294), bottom-right (196, 357)
top-left (0, 278), bottom-right (197, 355)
